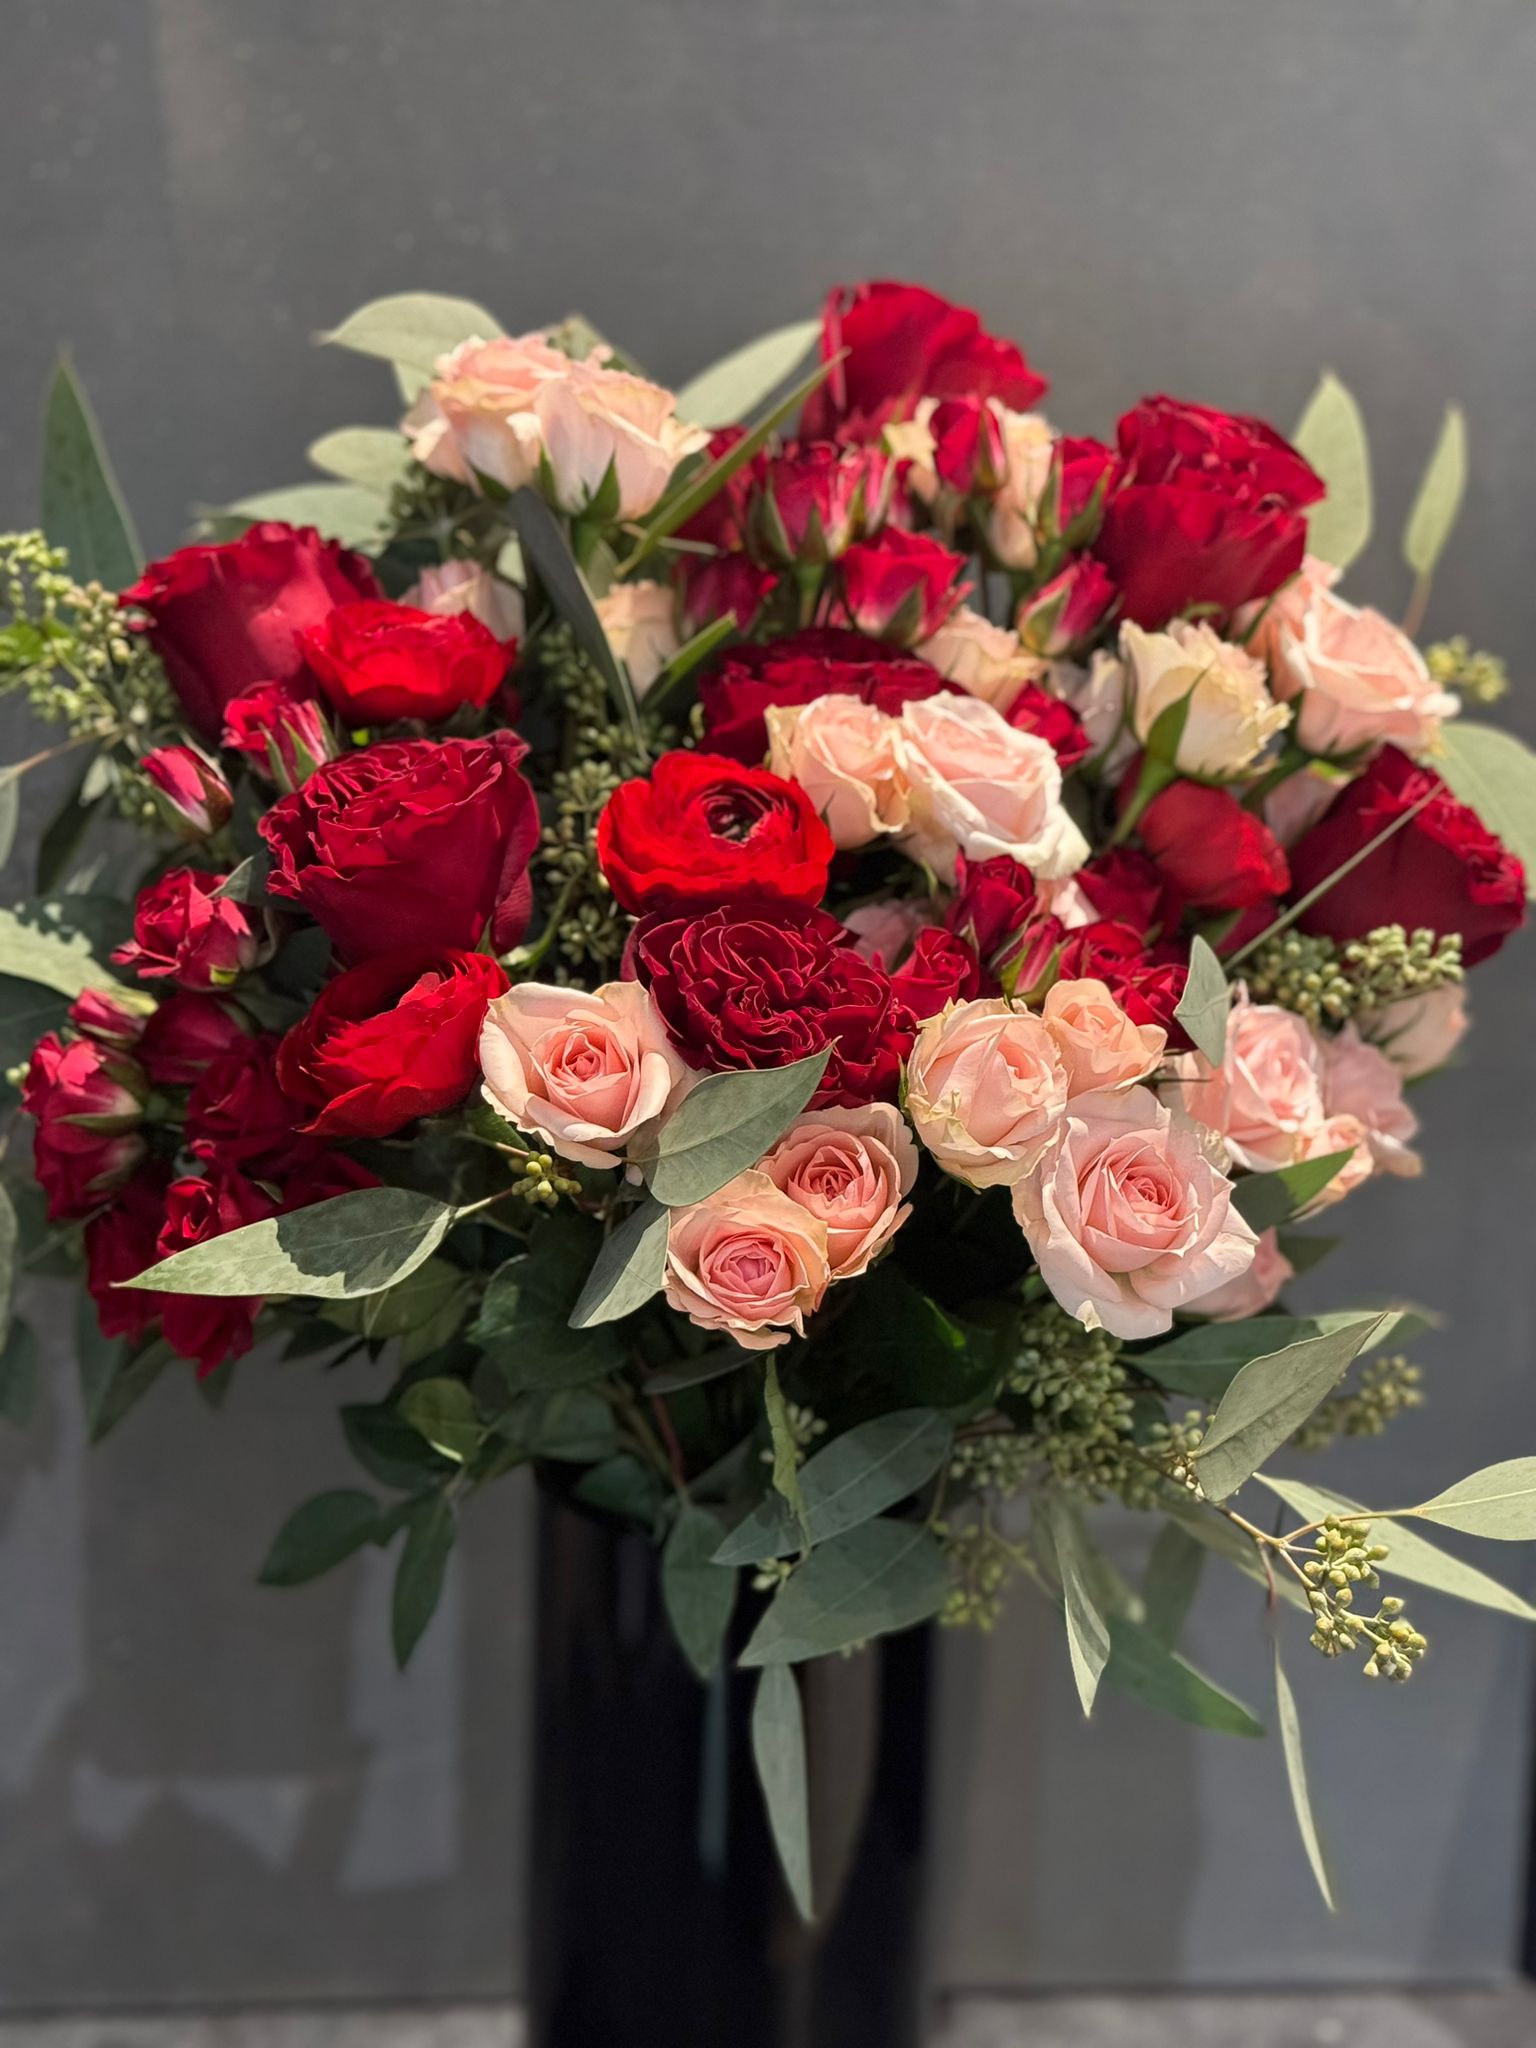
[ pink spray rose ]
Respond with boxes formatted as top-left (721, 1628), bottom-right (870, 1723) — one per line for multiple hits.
top-left (896, 694), bottom-right (1088, 884)
top-left (759, 1102), bottom-right (918, 1279)
top-left (1177, 992), bottom-right (1328, 1171)
top-left (1359, 983), bottom-right (1469, 1079)
top-left (905, 997), bottom-right (1068, 1187)
top-left (1320, 1023), bottom-right (1422, 1179)
top-left (663, 1170), bottom-right (832, 1350)
top-left (1041, 977), bottom-right (1168, 1098)
top-left (765, 694), bottom-right (911, 850)
top-left (1192, 1226), bottom-right (1295, 1321)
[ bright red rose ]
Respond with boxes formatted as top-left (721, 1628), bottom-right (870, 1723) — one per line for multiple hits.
top-left (1288, 745), bottom-right (1526, 966)
top-left (222, 681), bottom-right (339, 789)
top-left (1094, 397), bottom-right (1323, 628)
top-left (277, 947), bottom-right (509, 1139)
top-left (23, 1031), bottom-right (148, 1220)
top-left (185, 1033), bottom-right (310, 1169)
top-left (889, 926), bottom-right (983, 1019)
top-left (139, 993), bottom-right (252, 1087)
top-left (142, 746), bottom-right (233, 840)
top-left (1073, 847), bottom-right (1168, 932)
top-left (699, 628), bottom-right (948, 764)
top-left (597, 752), bottom-right (834, 917)
top-left (113, 869), bottom-right (271, 991)
top-left (633, 902), bottom-right (916, 1107)
top-left (1004, 681), bottom-right (1091, 771)
top-left (802, 281), bottom-right (1048, 441)
top-left (744, 442), bottom-right (892, 565)
top-left (836, 530), bottom-right (970, 645)
top-left (120, 522), bottom-right (379, 737)
top-left (154, 1169), bottom-right (279, 1375)
top-left (301, 600), bottom-right (508, 725)
top-left (1042, 436), bottom-right (1121, 545)
top-left (85, 1166), bottom-right (171, 1346)
top-left (676, 555), bottom-right (778, 638)
top-left (1137, 779), bottom-right (1290, 913)
top-left (260, 732), bottom-right (539, 962)
top-left (928, 397), bottom-right (1008, 495)
top-left (1016, 556), bottom-right (1118, 658)
top-left (1055, 920), bottom-right (1191, 1042)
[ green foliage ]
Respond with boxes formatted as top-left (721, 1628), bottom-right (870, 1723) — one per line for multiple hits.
top-left (0, 902), bottom-right (134, 1001)
top-left (714, 1410), bottom-right (953, 1564)
top-left (221, 483), bottom-right (388, 549)
top-left (567, 1196), bottom-right (670, 1329)
top-left (321, 291), bottom-right (503, 371)
top-left (1142, 1522), bottom-right (1205, 1650)
top-left (1040, 1496), bottom-right (1111, 1716)
top-left (1194, 1311), bottom-right (1396, 1501)
top-left (740, 1518), bottom-right (949, 1665)
top-left (1172, 935), bottom-right (1229, 1066)
top-left (1435, 723), bottom-right (1536, 898)
top-left (391, 1491), bottom-right (456, 1667)
top-left (835, 1264), bottom-right (1004, 1415)
top-left (475, 1211), bottom-right (623, 1389)
top-left (1137, 1309), bottom-right (1404, 1405)
top-left (307, 426), bottom-right (412, 492)
top-left (1292, 371), bottom-right (1372, 573)
top-left (41, 358), bottom-right (142, 590)
top-left (661, 1503), bottom-right (737, 1680)
top-left (1273, 1643), bottom-right (1336, 1910)
top-left (639, 1052), bottom-right (831, 1207)
top-left (123, 1186), bottom-right (457, 1300)
top-left (1402, 403), bottom-right (1467, 583)
top-left (259, 1490), bottom-right (392, 1587)
top-left (399, 1378), bottom-right (484, 1463)
top-left (1231, 1149), bottom-right (1357, 1231)
top-left (1410, 1459), bottom-right (1536, 1541)
top-left (504, 485), bottom-right (638, 740)
top-left (342, 1399), bottom-right (454, 1493)
top-left (751, 1665), bottom-right (814, 1921)
top-left (673, 319), bottom-right (821, 428)
top-left (1101, 1617), bottom-right (1263, 1737)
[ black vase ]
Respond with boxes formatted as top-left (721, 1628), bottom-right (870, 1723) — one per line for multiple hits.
top-left (527, 1490), bottom-right (934, 2048)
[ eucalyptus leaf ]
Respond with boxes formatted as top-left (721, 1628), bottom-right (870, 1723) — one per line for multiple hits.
top-left (1231, 1149), bottom-right (1356, 1232)
top-left (399, 1377), bottom-right (483, 1464)
top-left (662, 1503), bottom-right (738, 1680)
top-left (123, 1187), bottom-right (456, 1300)
top-left (1041, 1496), bottom-right (1111, 1716)
top-left (0, 904), bottom-right (131, 1000)
top-left (1142, 1521), bottom-right (1206, 1650)
top-left (751, 1665), bottom-right (814, 1921)
top-left (643, 1051), bottom-right (831, 1207)
top-left (1137, 1309), bottom-right (1405, 1404)
top-left (1409, 1459), bottom-right (1536, 1541)
top-left (391, 1492), bottom-right (456, 1668)
top-left (1435, 723), bottom-right (1536, 899)
top-left (1101, 1617), bottom-right (1263, 1737)
top-left (322, 291), bottom-right (503, 371)
top-left (41, 357), bottom-right (142, 590)
top-left (739, 1518), bottom-right (949, 1666)
top-left (567, 1195), bottom-right (670, 1329)
top-left (223, 483), bottom-right (387, 549)
top-left (1195, 1312), bottom-right (1394, 1501)
top-left (1173, 935), bottom-right (1230, 1067)
top-left (1402, 403), bottom-right (1467, 582)
top-left (307, 425), bottom-right (411, 491)
top-left (1273, 1642), bottom-right (1336, 1909)
top-left (646, 1344), bottom-right (752, 1395)
top-left (763, 1355), bottom-right (809, 1538)
top-left (504, 486), bottom-right (638, 738)
top-left (1292, 371), bottom-right (1372, 573)
top-left (714, 1410), bottom-right (953, 1565)
top-left (675, 319), bottom-right (821, 428)
top-left (258, 1490), bottom-right (386, 1587)
top-left (1162, 1498), bottom-right (1310, 1613)
top-left (0, 780), bottom-right (18, 869)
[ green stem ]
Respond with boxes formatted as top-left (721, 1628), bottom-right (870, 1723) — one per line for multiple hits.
top-left (1225, 788), bottom-right (1437, 969)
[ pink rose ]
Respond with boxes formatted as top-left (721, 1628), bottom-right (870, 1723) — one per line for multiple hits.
top-left (765, 695), bottom-right (910, 850)
top-left (405, 331), bottom-right (573, 492)
top-left (1051, 649), bottom-right (1135, 772)
top-left (905, 997), bottom-right (1068, 1187)
top-left (1178, 992), bottom-right (1327, 1171)
top-left (405, 559), bottom-right (526, 644)
top-left (842, 897), bottom-right (930, 968)
top-left (1193, 1226), bottom-right (1295, 1321)
top-left (1295, 1113), bottom-right (1376, 1210)
top-left (1321, 1023), bottom-right (1422, 1179)
top-left (663, 1170), bottom-right (831, 1350)
top-left (595, 583), bottom-right (681, 697)
top-left (1260, 762), bottom-right (1350, 848)
top-left (1012, 1086), bottom-right (1258, 1340)
top-left (759, 1102), bottom-right (918, 1279)
top-left (1042, 977), bottom-right (1167, 1098)
top-left (479, 980), bottom-right (691, 1169)
top-left (915, 606), bottom-right (1040, 713)
top-left (896, 694), bottom-right (1088, 884)
top-left (536, 360), bottom-right (708, 521)
top-left (1360, 983), bottom-right (1469, 1079)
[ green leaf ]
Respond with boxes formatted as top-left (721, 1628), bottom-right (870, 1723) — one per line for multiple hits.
top-left (222, 483), bottom-right (387, 549)
top-left (1173, 934), bottom-right (1229, 1067)
top-left (1100, 1616), bottom-right (1263, 1737)
top-left (0, 1182), bottom-right (16, 1355)
top-left (307, 425), bottom-right (411, 491)
top-left (0, 1319), bottom-right (38, 1427)
top-left (715, 1410), bottom-right (954, 1565)
top-left (475, 1213), bottom-right (623, 1388)
top-left (34, 757), bottom-right (111, 893)
top-left (322, 291), bottom-right (503, 371)
top-left (1273, 1642), bottom-right (1336, 1910)
top-left (1041, 1496), bottom-right (1111, 1717)
top-left (342, 1400), bottom-right (451, 1492)
top-left (567, 1195), bottom-right (670, 1329)
top-left (751, 1665), bottom-right (814, 1921)
top-left (504, 485), bottom-right (639, 740)
top-left (76, 1302), bottom-right (170, 1443)
top-left (0, 903), bottom-right (132, 1000)
top-left (391, 1493), bottom-right (456, 1668)
top-left (646, 1344), bottom-right (752, 1395)
top-left (258, 1490), bottom-right (386, 1587)
top-left (641, 614), bottom-right (736, 710)
top-left (642, 1051), bottom-right (831, 1207)
top-left (1275, 1230), bottom-right (1342, 1277)
top-left (1435, 723), bottom-right (1536, 900)
top-left (662, 1503), bottom-right (738, 1680)
top-left (41, 357), bottom-right (142, 590)
top-left (1292, 371), bottom-right (1372, 573)
top-left (1137, 1309), bottom-right (1406, 1404)
top-left (1142, 1521), bottom-right (1206, 1650)
top-left (1408, 1459), bottom-right (1536, 1541)
top-left (1402, 403), bottom-right (1467, 582)
top-left (763, 1355), bottom-right (808, 1538)
top-left (739, 1518), bottom-right (949, 1666)
top-left (399, 1377), bottom-right (483, 1464)
top-left (1194, 1312), bottom-right (1394, 1501)
top-left (574, 1451), bottom-right (666, 1530)
top-left (122, 1186), bottom-right (456, 1300)
top-left (1231, 1149), bottom-right (1356, 1232)
top-left (674, 318), bottom-right (821, 429)
top-left (835, 1264), bottom-right (1004, 1416)
top-left (323, 1256), bottom-right (465, 1340)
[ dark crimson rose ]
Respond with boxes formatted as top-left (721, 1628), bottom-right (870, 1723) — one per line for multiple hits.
top-left (301, 600), bottom-right (508, 725)
top-left (676, 554), bottom-right (778, 638)
top-left (222, 681), bottom-right (338, 788)
top-left (139, 993), bottom-right (252, 1087)
top-left (633, 902), bottom-right (916, 1107)
top-left (597, 751), bottom-right (834, 916)
top-left (1073, 847), bottom-right (1167, 932)
top-left (699, 628), bottom-right (948, 764)
top-left (260, 732), bottom-right (538, 962)
top-left (185, 1033), bottom-right (310, 1169)
top-left (802, 281), bottom-right (1048, 441)
top-left (277, 947), bottom-right (509, 1139)
top-left (1288, 745), bottom-right (1526, 966)
top-left (154, 1168), bottom-right (279, 1375)
top-left (1004, 682), bottom-right (1091, 772)
top-left (120, 522), bottom-right (379, 737)
top-left (889, 926), bottom-right (982, 1019)
top-left (1056, 920), bottom-right (1191, 1042)
top-left (85, 1167), bottom-right (171, 1346)
top-left (1137, 779), bottom-right (1290, 913)
top-left (1094, 397), bottom-right (1323, 628)
top-left (928, 397), bottom-right (1007, 495)
top-left (113, 869), bottom-right (272, 990)
top-left (68, 989), bottom-right (147, 1051)
top-left (22, 1031), bottom-right (147, 1220)
top-left (745, 442), bottom-right (892, 565)
top-left (141, 745), bottom-right (233, 840)
top-left (1016, 556), bottom-right (1118, 658)
top-left (836, 530), bottom-right (970, 645)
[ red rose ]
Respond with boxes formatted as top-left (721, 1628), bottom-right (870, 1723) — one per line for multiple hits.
top-left (120, 522), bottom-right (379, 737)
top-left (597, 751), bottom-right (834, 917)
top-left (928, 397), bottom-right (1008, 495)
top-left (185, 1033), bottom-right (310, 1169)
top-left (301, 600), bottom-right (508, 725)
top-left (1056, 921), bottom-right (1191, 1042)
top-left (944, 854), bottom-right (1064, 993)
top-left (699, 628), bottom-right (948, 764)
top-left (113, 869), bottom-right (272, 991)
top-left (86, 1167), bottom-right (171, 1346)
top-left (1072, 847), bottom-right (1167, 932)
top-left (141, 746), bottom-right (233, 840)
top-left (69, 990), bottom-right (147, 1051)
top-left (279, 1150), bottom-right (384, 1208)
top-left (22, 1031), bottom-right (147, 1220)
top-left (1094, 397), bottom-right (1323, 628)
top-left (744, 442), bottom-right (892, 565)
top-left (222, 681), bottom-right (339, 789)
top-left (633, 902), bottom-right (915, 1106)
top-left (1043, 436), bottom-right (1121, 545)
top-left (802, 281), bottom-right (1048, 441)
top-left (260, 732), bottom-right (539, 962)
top-left (1004, 682), bottom-right (1091, 772)
top-left (889, 926), bottom-right (982, 1019)
top-left (139, 993), bottom-right (252, 1087)
top-left (154, 1168), bottom-right (279, 1375)
top-left (1287, 745), bottom-right (1526, 966)
top-left (277, 947), bottom-right (509, 1139)
top-left (676, 427), bottom-right (758, 550)
top-left (1137, 779), bottom-right (1290, 913)
top-left (836, 530), bottom-right (970, 645)
top-left (1015, 556), bottom-right (1118, 658)
top-left (676, 555), bottom-right (778, 638)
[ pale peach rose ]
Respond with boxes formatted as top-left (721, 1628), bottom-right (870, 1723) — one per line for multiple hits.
top-left (1042, 977), bottom-right (1167, 1097)
top-left (1295, 1112), bottom-right (1376, 1210)
top-left (1260, 761), bottom-right (1350, 848)
top-left (842, 897), bottom-right (930, 967)
top-left (1321, 1023), bottom-right (1422, 1178)
top-left (1193, 1226), bottom-right (1295, 1321)
top-left (534, 358), bottom-right (708, 521)
top-left (905, 997), bottom-right (1068, 1187)
top-left (479, 979), bottom-right (690, 1169)
top-left (915, 608), bottom-right (1041, 714)
top-left (896, 694), bottom-right (1088, 884)
top-left (663, 1169), bottom-right (831, 1350)
top-left (1123, 618), bottom-right (1289, 778)
top-left (1052, 649), bottom-right (1135, 774)
top-left (1359, 983), bottom-right (1469, 1079)
top-left (766, 696), bottom-right (910, 850)
top-left (986, 409), bottom-right (1057, 569)
top-left (405, 559), bottom-right (526, 643)
top-left (1177, 992), bottom-right (1328, 1171)
top-left (1012, 1087), bottom-right (1258, 1340)
top-left (595, 582), bottom-right (680, 698)
top-left (759, 1103), bottom-right (918, 1280)
top-left (404, 332), bottom-right (570, 493)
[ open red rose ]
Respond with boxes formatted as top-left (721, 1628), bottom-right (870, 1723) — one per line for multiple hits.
top-left (139, 993), bottom-right (252, 1087)
top-left (1136, 778), bottom-right (1290, 913)
top-left (154, 1168), bottom-right (280, 1375)
top-left (633, 902), bottom-right (916, 1107)
top-left (301, 600), bottom-right (508, 725)
top-left (120, 522), bottom-right (379, 737)
top-left (260, 732), bottom-right (538, 962)
top-left (1055, 920), bottom-right (1191, 1043)
top-left (835, 530), bottom-right (970, 645)
top-left (85, 1165), bottom-right (172, 1346)
top-left (699, 628), bottom-right (948, 764)
top-left (277, 947), bottom-right (510, 1139)
top-left (888, 926), bottom-right (983, 1020)
top-left (1094, 397), bottom-right (1323, 628)
top-left (23, 1030), bottom-right (148, 1220)
top-left (1288, 745), bottom-right (1526, 966)
top-left (597, 751), bottom-right (834, 916)
top-left (113, 869), bottom-right (272, 990)
top-left (185, 1032), bottom-right (310, 1169)
top-left (1072, 847), bottom-right (1168, 932)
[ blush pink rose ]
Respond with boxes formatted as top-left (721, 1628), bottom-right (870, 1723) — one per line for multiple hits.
top-left (663, 1170), bottom-right (831, 1350)
top-left (766, 695), bottom-right (911, 849)
top-left (1178, 992), bottom-right (1327, 1171)
top-left (1192, 1225), bottom-right (1295, 1321)
top-left (759, 1102), bottom-right (918, 1279)
top-left (405, 332), bottom-right (573, 492)
top-left (479, 979), bottom-right (690, 1168)
top-left (595, 582), bottom-right (681, 697)
top-left (905, 997), bottom-right (1068, 1187)
top-left (535, 359), bottom-right (708, 521)
top-left (1321, 1022), bottom-right (1422, 1179)
top-left (1012, 1086), bottom-right (1258, 1340)
top-left (1295, 1112), bottom-right (1376, 1210)
top-left (896, 694), bottom-right (1088, 884)
top-left (915, 606), bottom-right (1040, 713)
top-left (405, 559), bottom-right (526, 643)
top-left (1042, 977), bottom-right (1167, 1097)
top-left (1260, 761), bottom-right (1350, 847)
top-left (842, 897), bottom-right (930, 967)
top-left (1360, 982), bottom-right (1469, 1079)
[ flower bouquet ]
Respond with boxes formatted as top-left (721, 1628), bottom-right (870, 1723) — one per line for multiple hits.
top-left (3, 280), bottom-right (1535, 2037)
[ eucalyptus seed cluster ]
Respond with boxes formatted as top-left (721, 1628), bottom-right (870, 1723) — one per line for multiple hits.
top-left (509, 1151), bottom-right (582, 1209)
top-left (1426, 636), bottom-right (1508, 705)
top-left (936, 1518), bottom-right (1018, 1632)
top-left (1291, 1354), bottom-right (1425, 1452)
top-left (1137, 1409), bottom-right (1208, 1504)
top-left (1007, 1301), bottom-right (1142, 1499)
top-left (384, 466), bottom-right (482, 551)
top-left (1243, 931), bottom-right (1356, 1026)
top-left (948, 1429), bottom-right (1037, 1499)
top-left (1301, 1517), bottom-right (1427, 1679)
top-left (1344, 925), bottom-right (1462, 1009)
top-left (1245, 924), bottom-right (1462, 1027)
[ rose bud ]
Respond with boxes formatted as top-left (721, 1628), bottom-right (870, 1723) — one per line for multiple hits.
top-left (836, 530), bottom-right (971, 646)
top-left (745, 442), bottom-right (892, 566)
top-left (887, 925), bottom-right (983, 1020)
top-left (22, 1031), bottom-right (149, 1221)
top-left (928, 397), bottom-right (1008, 496)
top-left (139, 993), bottom-right (253, 1087)
top-left (404, 559), bottom-right (525, 645)
top-left (185, 1032), bottom-right (312, 1169)
top-left (1003, 680), bottom-right (1092, 772)
top-left (153, 1169), bottom-right (280, 1376)
top-left (113, 869), bottom-right (273, 991)
top-left (1016, 557), bottom-right (1119, 660)
top-left (301, 600), bottom-right (508, 726)
top-left (85, 1167), bottom-right (171, 1346)
top-left (1037, 435), bottom-right (1121, 549)
top-left (675, 555), bottom-right (778, 639)
top-left (222, 681), bottom-right (339, 791)
top-left (947, 853), bottom-right (1049, 968)
top-left (142, 745), bottom-right (234, 840)
top-left (68, 989), bottom-right (147, 1051)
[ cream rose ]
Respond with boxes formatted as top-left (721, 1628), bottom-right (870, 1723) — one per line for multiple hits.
top-left (915, 607), bottom-right (1042, 714)
top-left (1192, 1226), bottom-right (1295, 1321)
top-left (535, 359), bottom-right (709, 521)
top-left (1177, 992), bottom-right (1328, 1172)
top-left (1042, 977), bottom-right (1168, 1097)
top-left (1123, 618), bottom-right (1290, 778)
top-left (896, 694), bottom-right (1088, 884)
top-left (986, 409), bottom-right (1057, 569)
top-left (479, 979), bottom-right (690, 1169)
top-left (1321, 1023), bottom-right (1422, 1178)
top-left (905, 997), bottom-right (1068, 1187)
top-left (766, 696), bottom-right (911, 850)
top-left (759, 1103), bottom-right (918, 1280)
top-left (1012, 1087), bottom-right (1258, 1340)
top-left (405, 559), bottom-right (526, 643)
top-left (663, 1170), bottom-right (831, 1350)
top-left (404, 332), bottom-right (570, 493)
top-left (595, 582), bottom-right (681, 698)
top-left (1359, 983), bottom-right (1469, 1079)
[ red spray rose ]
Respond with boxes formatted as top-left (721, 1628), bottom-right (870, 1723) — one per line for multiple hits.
top-left (928, 397), bottom-right (1008, 495)
top-left (1094, 397), bottom-right (1323, 628)
top-left (597, 752), bottom-right (835, 916)
top-left (836, 530), bottom-right (970, 645)
top-left (301, 600), bottom-right (508, 725)
top-left (22, 1031), bottom-right (147, 1220)
top-left (633, 902), bottom-right (916, 1107)
top-left (1004, 681), bottom-right (1091, 772)
top-left (120, 522), bottom-right (379, 737)
top-left (185, 1033), bottom-right (311, 1169)
top-left (699, 628), bottom-right (948, 764)
top-left (1287, 745), bottom-right (1526, 966)
top-left (222, 681), bottom-right (339, 789)
top-left (1042, 436), bottom-right (1121, 546)
top-left (946, 855), bottom-right (1054, 978)
top-left (1072, 847), bottom-right (1167, 932)
top-left (141, 746), bottom-right (233, 839)
top-left (68, 989), bottom-right (147, 1051)
top-left (113, 869), bottom-right (271, 990)
top-left (85, 1166), bottom-right (171, 1346)
top-left (744, 442), bottom-right (892, 565)
top-left (277, 947), bottom-right (510, 1139)
top-left (1136, 778), bottom-right (1290, 913)
top-left (259, 732), bottom-right (539, 962)
top-left (1016, 556), bottom-right (1118, 658)
top-left (139, 993), bottom-right (252, 1087)
top-left (1055, 920), bottom-right (1191, 1042)
top-left (888, 926), bottom-right (983, 1019)
top-left (154, 1169), bottom-right (278, 1375)
top-left (676, 555), bottom-right (778, 638)
top-left (675, 426), bottom-right (758, 550)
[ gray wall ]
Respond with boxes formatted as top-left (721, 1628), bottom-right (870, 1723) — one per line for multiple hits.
top-left (2, 0), bottom-right (1535, 2010)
